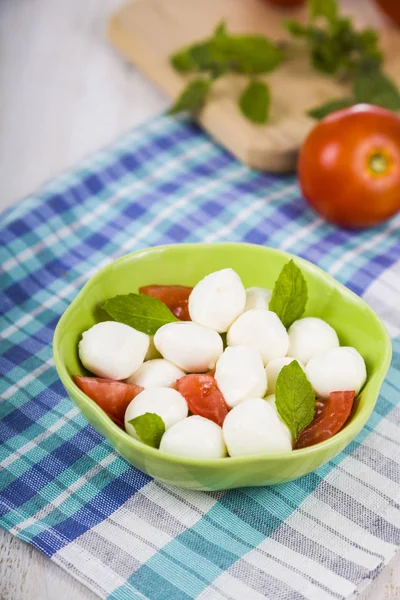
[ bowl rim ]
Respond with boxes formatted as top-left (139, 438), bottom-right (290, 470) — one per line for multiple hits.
top-left (53, 242), bottom-right (393, 467)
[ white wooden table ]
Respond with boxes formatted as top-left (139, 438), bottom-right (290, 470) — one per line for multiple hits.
top-left (0, 1), bottom-right (399, 599)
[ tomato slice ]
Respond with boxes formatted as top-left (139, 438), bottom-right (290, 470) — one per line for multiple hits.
top-left (295, 390), bottom-right (355, 449)
top-left (73, 376), bottom-right (143, 428)
top-left (176, 374), bottom-right (228, 426)
top-left (139, 285), bottom-right (192, 321)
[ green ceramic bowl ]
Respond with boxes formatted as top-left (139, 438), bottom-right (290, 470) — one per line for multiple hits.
top-left (53, 243), bottom-right (392, 490)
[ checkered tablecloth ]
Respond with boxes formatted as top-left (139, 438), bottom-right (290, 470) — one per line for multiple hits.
top-left (1, 114), bottom-right (400, 600)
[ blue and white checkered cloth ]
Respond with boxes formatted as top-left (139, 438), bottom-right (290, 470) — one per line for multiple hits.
top-left (1, 114), bottom-right (399, 600)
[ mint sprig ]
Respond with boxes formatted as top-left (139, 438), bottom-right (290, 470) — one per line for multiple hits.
top-left (129, 412), bottom-right (166, 448)
top-left (103, 293), bottom-right (178, 335)
top-left (169, 21), bottom-right (281, 125)
top-left (275, 361), bottom-right (315, 441)
top-left (269, 260), bottom-right (308, 329)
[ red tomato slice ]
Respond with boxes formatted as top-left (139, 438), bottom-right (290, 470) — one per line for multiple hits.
top-left (176, 374), bottom-right (228, 426)
top-left (139, 285), bottom-right (192, 321)
top-left (295, 390), bottom-right (355, 449)
top-left (73, 376), bottom-right (143, 428)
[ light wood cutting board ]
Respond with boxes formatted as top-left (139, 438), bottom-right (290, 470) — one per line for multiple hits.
top-left (108, 0), bottom-right (400, 172)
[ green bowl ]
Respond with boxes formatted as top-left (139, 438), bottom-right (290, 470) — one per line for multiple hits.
top-left (53, 243), bottom-right (392, 490)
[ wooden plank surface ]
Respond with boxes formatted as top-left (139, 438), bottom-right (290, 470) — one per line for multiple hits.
top-left (108, 0), bottom-right (400, 172)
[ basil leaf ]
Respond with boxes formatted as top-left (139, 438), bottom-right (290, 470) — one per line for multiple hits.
top-left (239, 80), bottom-right (270, 124)
top-left (168, 79), bottom-right (212, 115)
top-left (310, 0), bottom-right (338, 23)
top-left (275, 361), bottom-right (315, 441)
top-left (103, 293), bottom-right (178, 335)
top-left (308, 98), bottom-right (354, 119)
top-left (129, 413), bottom-right (165, 448)
top-left (353, 70), bottom-right (400, 111)
top-left (269, 260), bottom-right (308, 328)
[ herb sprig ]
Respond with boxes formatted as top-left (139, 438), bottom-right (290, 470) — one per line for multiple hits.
top-left (169, 0), bottom-right (400, 124)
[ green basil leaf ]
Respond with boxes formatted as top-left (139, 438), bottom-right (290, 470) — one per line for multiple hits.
top-left (168, 79), bottom-right (212, 115)
top-left (239, 80), bottom-right (270, 124)
top-left (353, 70), bottom-right (400, 111)
top-left (103, 293), bottom-right (178, 335)
top-left (269, 260), bottom-right (308, 328)
top-left (308, 98), bottom-right (354, 119)
top-left (275, 361), bottom-right (315, 441)
top-left (129, 413), bottom-right (166, 448)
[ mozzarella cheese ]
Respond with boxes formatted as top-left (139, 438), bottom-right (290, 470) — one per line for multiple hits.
top-left (215, 346), bottom-right (267, 408)
top-left (222, 398), bottom-right (292, 457)
top-left (154, 322), bottom-right (223, 372)
top-left (288, 317), bottom-right (339, 365)
top-left (124, 387), bottom-right (188, 439)
top-left (188, 268), bottom-right (246, 332)
top-left (305, 346), bottom-right (367, 398)
top-left (244, 287), bottom-right (272, 311)
top-left (159, 415), bottom-right (227, 459)
top-left (265, 357), bottom-right (304, 395)
top-left (79, 321), bottom-right (149, 380)
top-left (227, 309), bottom-right (289, 365)
top-left (127, 359), bottom-right (185, 388)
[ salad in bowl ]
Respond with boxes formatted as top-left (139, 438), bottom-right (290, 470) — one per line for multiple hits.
top-left (53, 243), bottom-right (391, 490)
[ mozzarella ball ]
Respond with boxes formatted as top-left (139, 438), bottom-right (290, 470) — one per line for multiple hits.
top-left (288, 317), bottom-right (339, 365)
top-left (79, 321), bottom-right (149, 380)
top-left (188, 268), bottom-right (246, 333)
top-left (125, 387), bottom-right (188, 439)
top-left (245, 287), bottom-right (272, 311)
top-left (227, 309), bottom-right (289, 365)
top-left (305, 346), bottom-right (367, 398)
top-left (154, 322), bottom-right (223, 372)
top-left (265, 357), bottom-right (304, 395)
top-left (223, 398), bottom-right (292, 457)
top-left (127, 359), bottom-right (185, 388)
top-left (159, 416), bottom-right (227, 459)
top-left (215, 346), bottom-right (267, 408)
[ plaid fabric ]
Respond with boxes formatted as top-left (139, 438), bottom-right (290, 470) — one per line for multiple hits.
top-left (1, 114), bottom-right (400, 600)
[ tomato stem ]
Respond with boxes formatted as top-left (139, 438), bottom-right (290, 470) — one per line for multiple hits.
top-left (368, 151), bottom-right (389, 175)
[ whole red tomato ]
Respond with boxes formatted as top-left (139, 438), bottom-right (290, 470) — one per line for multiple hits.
top-left (298, 104), bottom-right (400, 228)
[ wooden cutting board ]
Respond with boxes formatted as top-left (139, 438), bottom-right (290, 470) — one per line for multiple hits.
top-left (108, 0), bottom-right (400, 172)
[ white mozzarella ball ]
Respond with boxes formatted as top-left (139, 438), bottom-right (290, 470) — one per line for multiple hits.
top-left (227, 309), bottom-right (289, 365)
top-left (154, 322), bottom-right (223, 373)
top-left (215, 346), bottom-right (267, 408)
top-left (79, 321), bottom-right (149, 380)
top-left (127, 359), bottom-right (185, 388)
top-left (245, 287), bottom-right (272, 311)
top-left (305, 346), bottom-right (367, 398)
top-left (265, 357), bottom-right (304, 394)
top-left (159, 416), bottom-right (227, 459)
top-left (288, 317), bottom-right (339, 365)
top-left (124, 387), bottom-right (188, 439)
top-left (188, 268), bottom-right (246, 333)
top-left (223, 398), bottom-right (292, 457)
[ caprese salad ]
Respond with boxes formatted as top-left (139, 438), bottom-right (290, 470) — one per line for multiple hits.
top-left (73, 260), bottom-right (367, 459)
